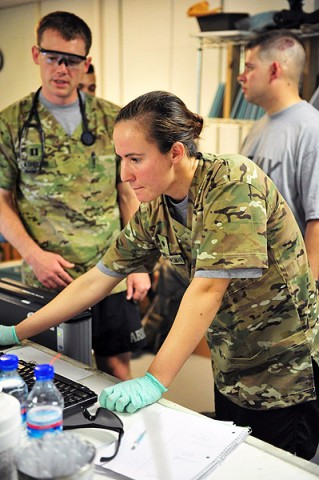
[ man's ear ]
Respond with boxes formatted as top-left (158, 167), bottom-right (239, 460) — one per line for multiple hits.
top-left (84, 56), bottom-right (92, 74)
top-left (171, 142), bottom-right (185, 164)
top-left (32, 45), bottom-right (40, 65)
top-left (269, 61), bottom-right (281, 81)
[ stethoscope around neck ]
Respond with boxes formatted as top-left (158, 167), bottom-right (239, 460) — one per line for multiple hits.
top-left (18, 87), bottom-right (96, 173)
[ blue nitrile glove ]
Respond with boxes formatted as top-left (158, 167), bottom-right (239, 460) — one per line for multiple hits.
top-left (99, 372), bottom-right (168, 413)
top-left (0, 325), bottom-right (20, 345)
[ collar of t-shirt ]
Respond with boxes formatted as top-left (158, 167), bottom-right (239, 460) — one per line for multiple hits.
top-left (39, 90), bottom-right (83, 136)
top-left (165, 194), bottom-right (188, 226)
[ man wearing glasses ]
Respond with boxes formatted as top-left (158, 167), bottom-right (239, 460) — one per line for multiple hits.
top-left (0, 11), bottom-right (150, 379)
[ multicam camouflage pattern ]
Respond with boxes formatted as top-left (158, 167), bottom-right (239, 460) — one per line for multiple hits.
top-left (101, 153), bottom-right (319, 409)
top-left (0, 92), bottom-right (125, 293)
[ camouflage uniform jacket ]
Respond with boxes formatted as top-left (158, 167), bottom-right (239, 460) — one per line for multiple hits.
top-left (0, 92), bottom-right (125, 293)
top-left (100, 153), bottom-right (319, 409)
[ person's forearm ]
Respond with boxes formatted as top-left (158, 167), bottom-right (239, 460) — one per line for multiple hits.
top-left (148, 277), bottom-right (230, 387)
top-left (15, 267), bottom-right (120, 340)
top-left (98, 277), bottom-right (230, 414)
top-left (304, 220), bottom-right (319, 280)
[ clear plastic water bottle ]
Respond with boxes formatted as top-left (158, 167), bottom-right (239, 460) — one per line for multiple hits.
top-left (26, 364), bottom-right (64, 439)
top-left (0, 354), bottom-right (28, 433)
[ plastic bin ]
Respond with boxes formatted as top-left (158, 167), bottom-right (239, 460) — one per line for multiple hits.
top-left (197, 13), bottom-right (249, 32)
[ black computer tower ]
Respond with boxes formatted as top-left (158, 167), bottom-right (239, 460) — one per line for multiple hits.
top-left (0, 277), bottom-right (93, 366)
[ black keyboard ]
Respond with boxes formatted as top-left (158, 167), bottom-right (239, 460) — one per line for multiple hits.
top-left (17, 358), bottom-right (98, 415)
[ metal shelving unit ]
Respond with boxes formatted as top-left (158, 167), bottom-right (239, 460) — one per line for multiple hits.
top-left (194, 29), bottom-right (319, 117)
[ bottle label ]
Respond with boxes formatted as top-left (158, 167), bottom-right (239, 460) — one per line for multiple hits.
top-left (21, 404), bottom-right (27, 424)
top-left (27, 406), bottom-right (63, 439)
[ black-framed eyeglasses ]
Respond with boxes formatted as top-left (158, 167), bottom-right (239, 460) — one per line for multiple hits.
top-left (63, 407), bottom-right (124, 461)
top-left (37, 46), bottom-right (87, 69)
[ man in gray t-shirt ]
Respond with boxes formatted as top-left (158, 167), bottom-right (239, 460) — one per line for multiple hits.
top-left (239, 29), bottom-right (319, 281)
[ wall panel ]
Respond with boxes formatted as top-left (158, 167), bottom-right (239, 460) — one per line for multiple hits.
top-left (0, 0), bottom-right (317, 111)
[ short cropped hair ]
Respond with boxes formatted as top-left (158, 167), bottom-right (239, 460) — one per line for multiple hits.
top-left (36, 11), bottom-right (92, 55)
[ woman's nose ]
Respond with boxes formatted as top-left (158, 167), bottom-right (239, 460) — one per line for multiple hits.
top-left (121, 161), bottom-right (134, 182)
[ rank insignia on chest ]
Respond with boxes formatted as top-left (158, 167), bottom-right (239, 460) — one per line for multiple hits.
top-left (157, 234), bottom-right (170, 256)
top-left (168, 254), bottom-right (185, 265)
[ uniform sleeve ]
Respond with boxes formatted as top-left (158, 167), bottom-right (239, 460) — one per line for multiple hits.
top-left (0, 107), bottom-right (19, 190)
top-left (195, 181), bottom-right (268, 273)
top-left (96, 98), bottom-right (122, 186)
top-left (100, 208), bottom-right (161, 275)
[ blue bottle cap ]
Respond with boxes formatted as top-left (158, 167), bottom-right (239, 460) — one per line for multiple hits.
top-left (34, 364), bottom-right (55, 381)
top-left (0, 354), bottom-right (18, 371)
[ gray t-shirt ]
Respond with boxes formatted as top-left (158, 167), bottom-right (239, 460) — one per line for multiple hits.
top-left (241, 101), bottom-right (319, 235)
top-left (39, 91), bottom-right (82, 135)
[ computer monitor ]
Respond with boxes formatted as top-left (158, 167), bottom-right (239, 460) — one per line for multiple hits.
top-left (0, 277), bottom-right (93, 366)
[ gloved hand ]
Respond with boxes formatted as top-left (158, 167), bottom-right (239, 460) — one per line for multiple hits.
top-left (99, 372), bottom-right (168, 413)
top-left (0, 325), bottom-right (19, 346)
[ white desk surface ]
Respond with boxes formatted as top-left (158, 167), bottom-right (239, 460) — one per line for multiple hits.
top-left (5, 341), bottom-right (319, 480)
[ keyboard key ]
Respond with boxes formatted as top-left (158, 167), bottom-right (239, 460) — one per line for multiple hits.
top-left (16, 358), bottom-right (98, 414)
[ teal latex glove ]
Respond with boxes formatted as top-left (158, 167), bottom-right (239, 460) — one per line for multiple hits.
top-left (99, 372), bottom-right (168, 413)
top-left (0, 325), bottom-right (19, 345)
